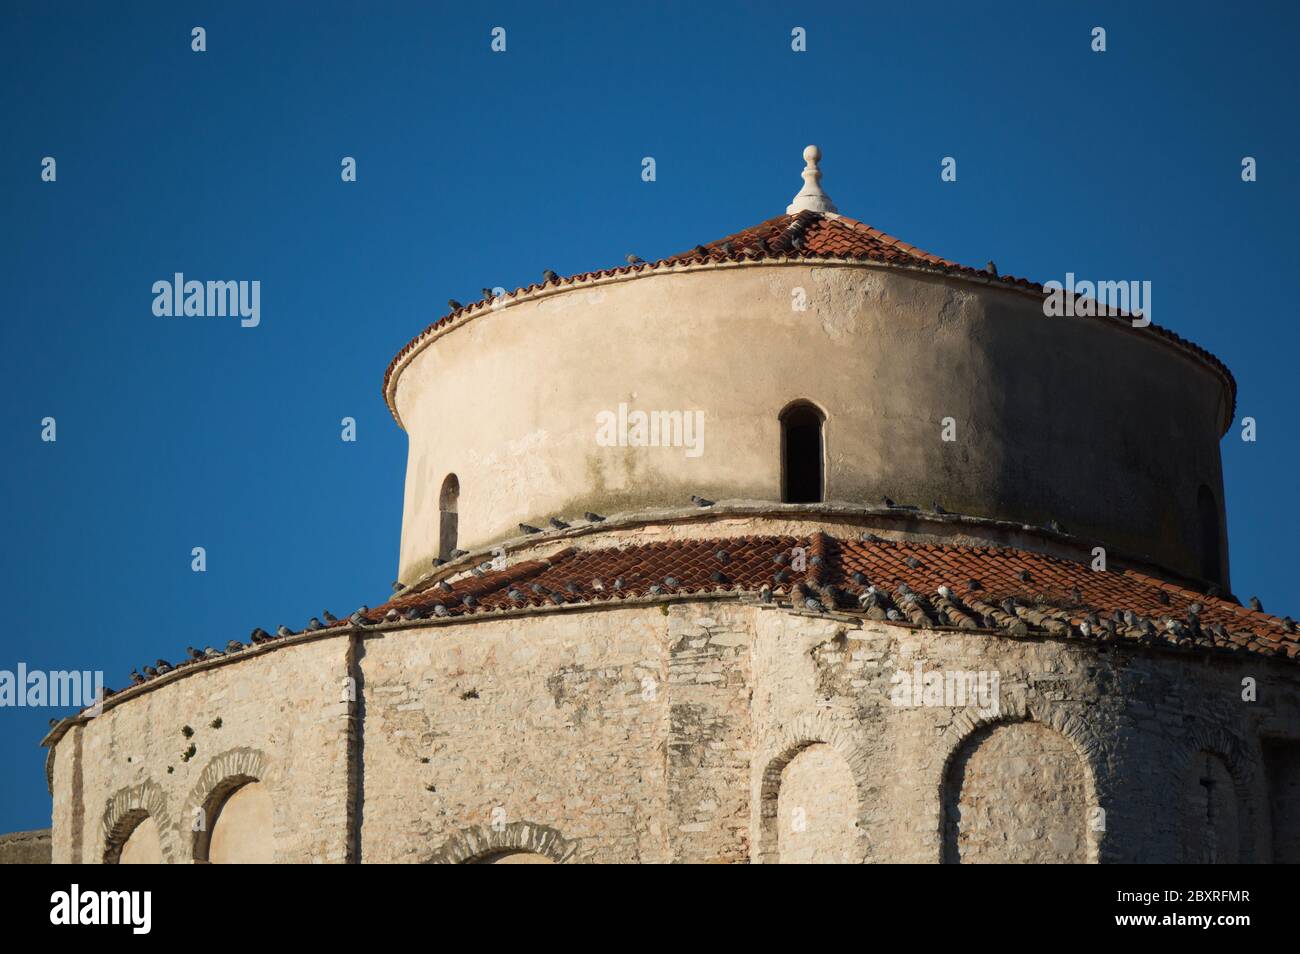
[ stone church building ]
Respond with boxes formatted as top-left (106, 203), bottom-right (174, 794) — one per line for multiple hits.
top-left (37, 147), bottom-right (1300, 863)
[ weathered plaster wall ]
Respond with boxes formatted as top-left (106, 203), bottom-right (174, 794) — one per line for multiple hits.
top-left (392, 265), bottom-right (1230, 587)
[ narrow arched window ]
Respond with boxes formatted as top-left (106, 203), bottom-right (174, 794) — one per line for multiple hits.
top-left (780, 403), bottom-right (825, 504)
top-left (1197, 485), bottom-right (1221, 583)
top-left (439, 474), bottom-right (460, 560)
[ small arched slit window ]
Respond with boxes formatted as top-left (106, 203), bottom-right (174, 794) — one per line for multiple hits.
top-left (439, 474), bottom-right (460, 560)
top-left (780, 402), bottom-right (825, 504)
top-left (1197, 484), bottom-right (1221, 584)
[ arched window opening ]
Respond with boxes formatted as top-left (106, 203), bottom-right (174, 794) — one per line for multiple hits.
top-left (773, 743), bottom-right (859, 863)
top-left (1197, 485), bottom-right (1221, 583)
top-left (105, 811), bottom-right (162, 864)
top-left (1183, 752), bottom-right (1239, 863)
top-left (192, 775), bottom-right (273, 864)
top-left (780, 403), bottom-right (824, 504)
top-left (439, 474), bottom-right (460, 560)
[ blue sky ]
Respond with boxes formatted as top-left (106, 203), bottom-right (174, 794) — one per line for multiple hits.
top-left (2, 1), bottom-right (1297, 831)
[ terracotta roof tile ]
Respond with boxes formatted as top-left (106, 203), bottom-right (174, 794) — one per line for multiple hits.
top-left (348, 534), bottom-right (1295, 662)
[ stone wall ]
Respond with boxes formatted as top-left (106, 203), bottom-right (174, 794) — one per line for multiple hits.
top-left (46, 600), bottom-right (1300, 863)
top-left (0, 829), bottom-right (51, 864)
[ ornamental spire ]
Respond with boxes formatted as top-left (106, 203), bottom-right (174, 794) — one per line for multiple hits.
top-left (786, 144), bottom-right (837, 214)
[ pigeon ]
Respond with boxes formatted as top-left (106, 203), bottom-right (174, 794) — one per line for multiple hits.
top-left (276, 624), bottom-right (294, 638)
top-left (1017, 569), bottom-right (1032, 582)
top-left (203, 646), bottom-right (224, 658)
top-left (648, 584), bottom-right (664, 595)
top-left (966, 578), bottom-right (982, 591)
top-left (401, 608), bottom-right (422, 620)
top-left (392, 581), bottom-right (406, 593)
top-left (549, 517), bottom-right (570, 530)
top-left (250, 627), bottom-right (271, 643)
top-left (905, 556), bottom-right (922, 569)
top-left (306, 618), bottom-right (323, 631)
top-left (1000, 599), bottom-right (1018, 616)
top-left (1249, 596), bottom-right (1263, 612)
top-left (542, 269), bottom-right (559, 283)
top-left (186, 646), bottom-right (203, 661)
top-left (1069, 586), bottom-right (1082, 604)
top-left (1156, 590), bottom-right (1170, 605)
top-left (433, 604), bottom-right (450, 618)
top-left (143, 665), bottom-right (158, 678)
top-left (663, 576), bottom-right (679, 588)
top-left (711, 570), bottom-right (728, 584)
top-left (886, 609), bottom-right (903, 621)
top-left (985, 261), bottom-right (998, 277)
top-left (156, 659), bottom-right (173, 675)
top-left (805, 597), bottom-right (826, 613)
top-left (448, 299), bottom-right (463, 311)
top-left (1046, 519), bottom-right (1066, 534)
top-left (932, 502), bottom-right (948, 515)
top-left (690, 494), bottom-right (714, 508)
top-left (48, 718), bottom-right (57, 729)
top-left (584, 512), bottom-right (605, 522)
top-left (758, 584), bottom-right (772, 602)
top-left (937, 585), bottom-right (954, 599)
top-left (384, 608), bottom-right (400, 621)
top-left (591, 579), bottom-right (604, 591)
top-left (519, 523), bottom-right (542, 534)
top-left (714, 549), bottom-right (731, 564)
top-left (450, 549), bottom-right (468, 559)
top-left (626, 254), bottom-right (643, 265)
top-left (461, 594), bottom-right (477, 607)
top-left (566, 581), bottom-right (582, 594)
top-left (431, 557), bottom-right (446, 567)
top-left (129, 669), bottom-right (145, 685)
top-left (882, 496), bottom-right (897, 508)
top-left (471, 567), bottom-right (486, 578)
top-left (226, 640), bottom-right (244, 653)
top-left (323, 610), bottom-right (338, 624)
top-left (850, 571), bottom-right (867, 585)
top-left (613, 577), bottom-right (625, 590)
top-left (791, 234), bottom-right (807, 252)
top-left (720, 241), bottom-right (734, 256)
top-left (348, 610), bottom-right (367, 626)
top-left (508, 588), bottom-right (525, 602)
top-left (437, 581), bottom-right (453, 593)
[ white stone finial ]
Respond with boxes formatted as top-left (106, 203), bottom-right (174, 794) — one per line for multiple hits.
top-left (786, 144), bottom-right (837, 214)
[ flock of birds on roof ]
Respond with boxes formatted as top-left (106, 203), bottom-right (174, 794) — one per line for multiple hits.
top-left (438, 210), bottom-right (1012, 318)
top-left (89, 492), bottom-right (1288, 711)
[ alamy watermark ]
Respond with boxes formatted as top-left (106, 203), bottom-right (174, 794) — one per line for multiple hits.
top-left (890, 663), bottom-right (1000, 716)
top-left (1043, 273), bottom-right (1151, 327)
top-left (152, 273), bottom-right (260, 328)
top-left (595, 403), bottom-right (704, 458)
top-left (0, 664), bottom-right (104, 712)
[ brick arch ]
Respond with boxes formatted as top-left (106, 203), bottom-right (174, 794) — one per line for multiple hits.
top-left (425, 821), bottom-right (580, 864)
top-left (935, 700), bottom-right (1105, 864)
top-left (753, 711), bottom-right (870, 863)
top-left (102, 780), bottom-right (176, 863)
top-left (183, 747), bottom-right (270, 862)
top-left (1175, 724), bottom-right (1261, 863)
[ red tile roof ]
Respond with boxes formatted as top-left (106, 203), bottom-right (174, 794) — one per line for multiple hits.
top-left (353, 533), bottom-right (1295, 661)
top-left (382, 210), bottom-right (1237, 431)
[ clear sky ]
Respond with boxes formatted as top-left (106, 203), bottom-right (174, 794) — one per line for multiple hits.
top-left (2, 1), bottom-right (1297, 831)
